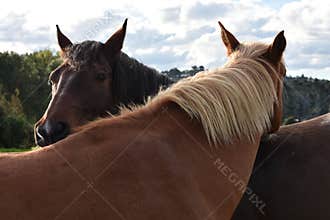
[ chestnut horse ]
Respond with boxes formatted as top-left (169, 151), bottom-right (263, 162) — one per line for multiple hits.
top-left (0, 22), bottom-right (286, 220)
top-left (232, 113), bottom-right (330, 220)
top-left (34, 19), bottom-right (173, 147)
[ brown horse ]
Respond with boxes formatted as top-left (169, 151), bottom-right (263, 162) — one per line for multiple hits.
top-left (34, 19), bottom-right (173, 147)
top-left (232, 112), bottom-right (330, 220)
top-left (0, 22), bottom-right (286, 220)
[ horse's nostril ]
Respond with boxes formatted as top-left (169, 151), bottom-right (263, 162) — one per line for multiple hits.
top-left (37, 125), bottom-right (46, 138)
top-left (35, 124), bottom-right (49, 147)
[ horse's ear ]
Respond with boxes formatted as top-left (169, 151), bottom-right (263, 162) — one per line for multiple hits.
top-left (104, 18), bottom-right (128, 55)
top-left (266, 31), bottom-right (286, 63)
top-left (56, 25), bottom-right (73, 52)
top-left (218, 21), bottom-right (240, 56)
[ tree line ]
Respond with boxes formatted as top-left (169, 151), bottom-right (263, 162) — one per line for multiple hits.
top-left (0, 51), bottom-right (329, 148)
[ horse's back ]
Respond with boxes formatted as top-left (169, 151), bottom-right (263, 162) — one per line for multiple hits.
top-left (232, 113), bottom-right (330, 220)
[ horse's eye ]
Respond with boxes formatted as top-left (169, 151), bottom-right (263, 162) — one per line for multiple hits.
top-left (48, 80), bottom-right (53, 86)
top-left (96, 73), bottom-right (106, 81)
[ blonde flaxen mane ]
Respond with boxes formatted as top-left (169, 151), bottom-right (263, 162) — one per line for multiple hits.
top-left (149, 42), bottom-right (282, 145)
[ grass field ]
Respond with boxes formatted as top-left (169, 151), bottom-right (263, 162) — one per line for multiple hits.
top-left (0, 147), bottom-right (39, 153)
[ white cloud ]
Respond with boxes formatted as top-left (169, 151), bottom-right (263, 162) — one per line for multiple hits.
top-left (0, 0), bottom-right (329, 79)
top-left (261, 0), bottom-right (330, 79)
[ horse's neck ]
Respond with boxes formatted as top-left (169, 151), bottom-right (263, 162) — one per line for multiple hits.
top-left (112, 53), bottom-right (173, 111)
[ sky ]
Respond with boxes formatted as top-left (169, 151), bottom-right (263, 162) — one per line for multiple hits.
top-left (0, 0), bottom-right (329, 79)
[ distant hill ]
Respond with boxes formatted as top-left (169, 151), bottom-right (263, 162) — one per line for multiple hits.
top-left (283, 75), bottom-right (330, 121)
top-left (162, 67), bottom-right (330, 124)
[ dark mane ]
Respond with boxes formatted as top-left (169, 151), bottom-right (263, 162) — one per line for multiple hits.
top-left (111, 52), bottom-right (173, 112)
top-left (63, 41), bottom-right (173, 113)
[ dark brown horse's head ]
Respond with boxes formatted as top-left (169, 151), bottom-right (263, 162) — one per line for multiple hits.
top-left (35, 19), bottom-right (128, 147)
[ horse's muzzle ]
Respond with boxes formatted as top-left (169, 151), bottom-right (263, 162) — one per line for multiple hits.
top-left (35, 120), bottom-right (70, 147)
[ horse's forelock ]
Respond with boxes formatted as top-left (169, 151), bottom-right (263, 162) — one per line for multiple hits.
top-left (64, 41), bottom-right (105, 66)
